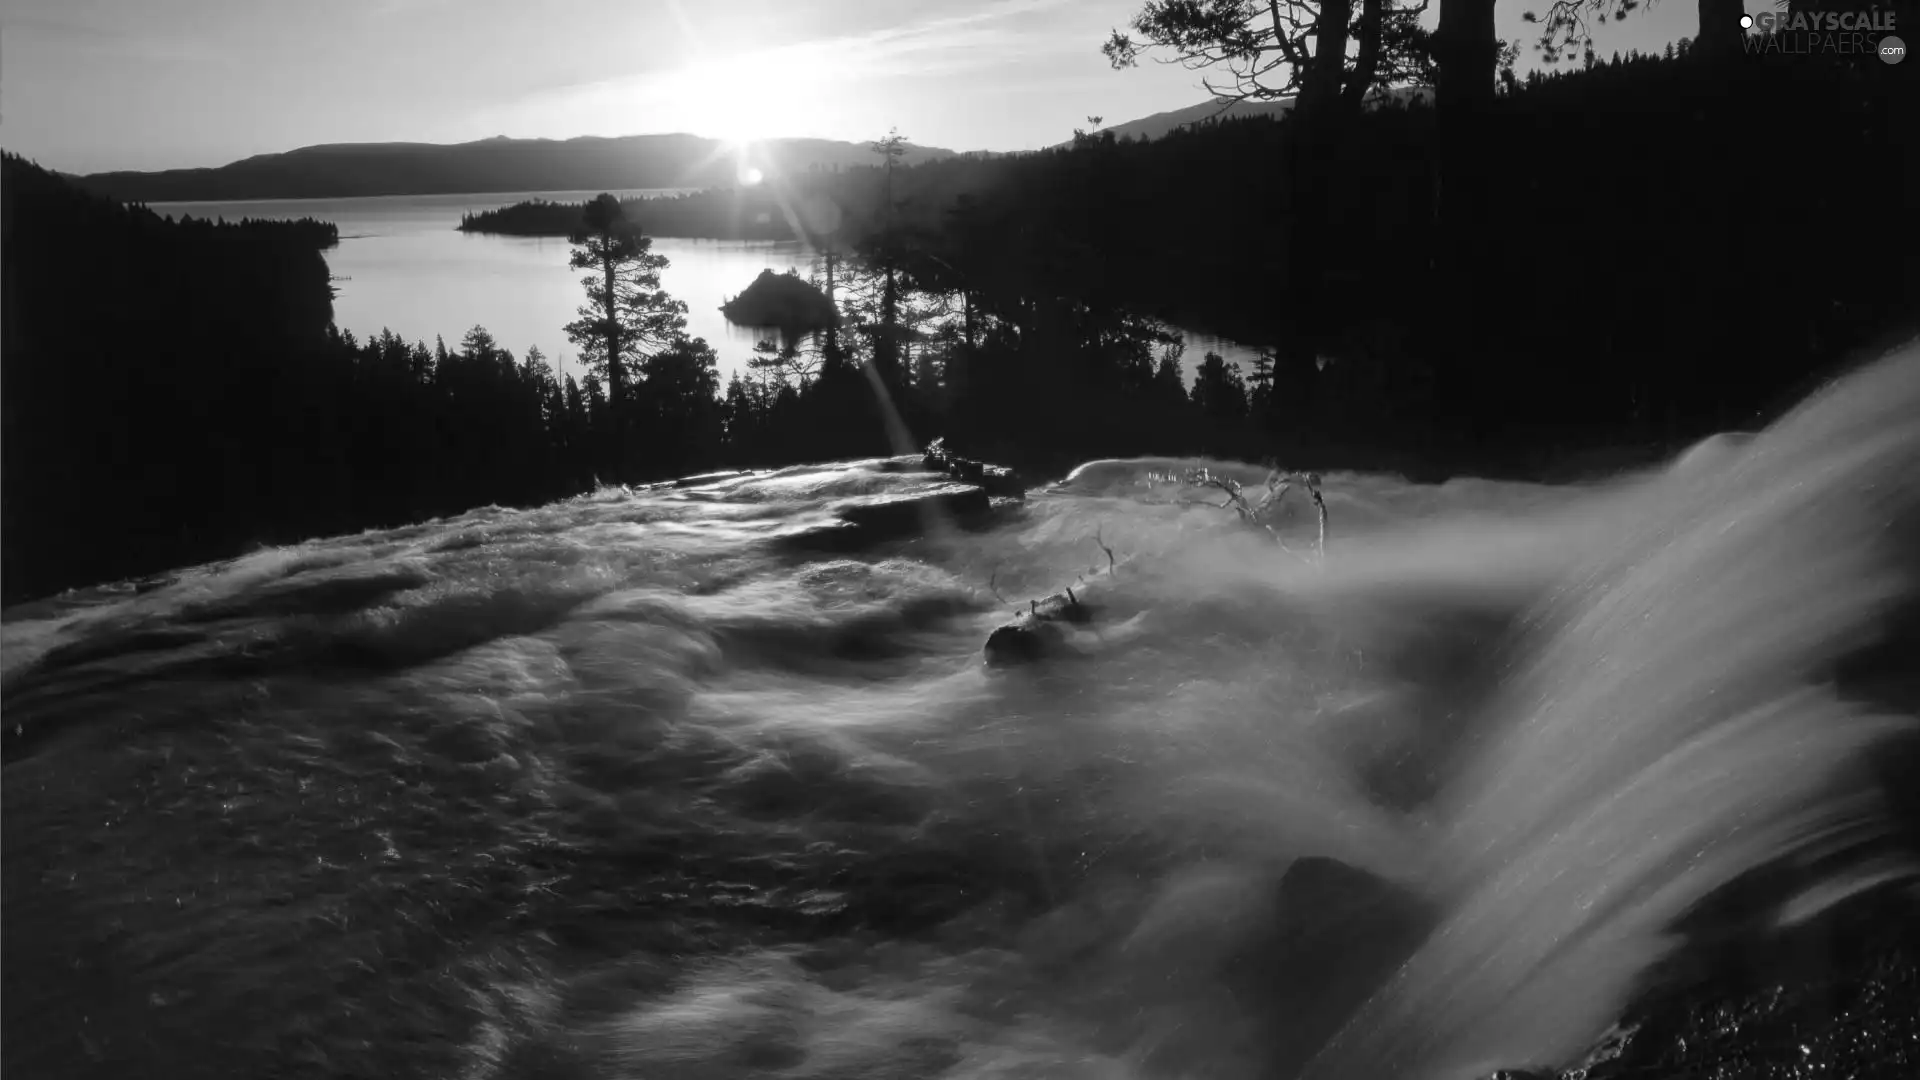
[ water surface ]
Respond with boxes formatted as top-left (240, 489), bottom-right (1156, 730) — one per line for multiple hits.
top-left (150, 191), bottom-right (810, 383)
top-left (6, 343), bottom-right (1917, 1079)
top-left (147, 192), bottom-right (1265, 385)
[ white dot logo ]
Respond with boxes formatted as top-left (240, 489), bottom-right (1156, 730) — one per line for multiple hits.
top-left (1739, 14), bottom-right (1753, 28)
top-left (1883, 35), bottom-right (1907, 64)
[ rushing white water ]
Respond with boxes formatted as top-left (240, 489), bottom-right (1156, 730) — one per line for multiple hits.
top-left (5, 345), bottom-right (1919, 1080)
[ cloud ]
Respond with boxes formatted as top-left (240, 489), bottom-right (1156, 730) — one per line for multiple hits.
top-left (457, 0), bottom-right (1102, 145)
top-left (825, 0), bottom-right (1083, 75)
top-left (501, 0), bottom-right (1080, 112)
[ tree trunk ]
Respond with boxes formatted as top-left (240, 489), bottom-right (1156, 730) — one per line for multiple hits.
top-left (1435, 0), bottom-right (1497, 122)
top-left (881, 263), bottom-right (900, 382)
top-left (1288, 0), bottom-right (1364, 342)
top-left (1432, 0), bottom-right (1499, 439)
top-left (601, 250), bottom-right (621, 404)
top-left (824, 250), bottom-right (840, 370)
top-left (1694, 0), bottom-right (1746, 58)
top-left (1342, 0), bottom-right (1387, 113)
top-left (1306, 0), bottom-right (1354, 118)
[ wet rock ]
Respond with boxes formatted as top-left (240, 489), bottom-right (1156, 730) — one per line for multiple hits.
top-left (922, 438), bottom-right (1027, 499)
top-left (1475, 889), bottom-right (1920, 1080)
top-left (1257, 856), bottom-right (1439, 1075)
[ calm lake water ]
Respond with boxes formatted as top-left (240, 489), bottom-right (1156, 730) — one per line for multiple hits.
top-left (151, 191), bottom-right (1257, 385)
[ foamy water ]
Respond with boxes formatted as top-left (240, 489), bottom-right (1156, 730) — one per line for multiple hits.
top-left (6, 346), bottom-right (1919, 1079)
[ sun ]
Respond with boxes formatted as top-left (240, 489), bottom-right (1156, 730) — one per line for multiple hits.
top-left (655, 50), bottom-right (834, 150)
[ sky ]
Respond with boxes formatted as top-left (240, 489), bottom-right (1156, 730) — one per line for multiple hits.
top-left (4, 0), bottom-right (1734, 175)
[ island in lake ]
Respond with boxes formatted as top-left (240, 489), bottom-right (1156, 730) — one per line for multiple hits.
top-left (461, 188), bottom-right (802, 241)
top-left (720, 269), bottom-right (838, 332)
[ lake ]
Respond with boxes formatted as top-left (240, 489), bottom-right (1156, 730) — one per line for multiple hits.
top-left (150, 191), bottom-right (1261, 386)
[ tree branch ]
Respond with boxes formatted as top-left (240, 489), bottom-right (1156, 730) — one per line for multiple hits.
top-left (1521, 0), bottom-right (1643, 64)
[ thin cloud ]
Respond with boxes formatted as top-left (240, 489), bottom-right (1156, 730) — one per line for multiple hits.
top-left (499, 0), bottom-right (1080, 121)
top-left (832, 0), bottom-right (1082, 74)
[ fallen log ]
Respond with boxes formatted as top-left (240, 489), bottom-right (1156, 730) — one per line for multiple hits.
top-left (982, 465), bottom-right (1332, 666)
top-left (984, 585), bottom-right (1096, 665)
top-left (982, 529), bottom-right (1123, 667)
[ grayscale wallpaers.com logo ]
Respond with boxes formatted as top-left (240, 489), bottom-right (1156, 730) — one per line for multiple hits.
top-left (1740, 9), bottom-right (1904, 62)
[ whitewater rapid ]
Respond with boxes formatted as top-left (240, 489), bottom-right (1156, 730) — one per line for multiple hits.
top-left (5, 345), bottom-right (1919, 1080)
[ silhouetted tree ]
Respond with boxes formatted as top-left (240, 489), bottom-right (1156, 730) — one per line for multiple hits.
top-left (1522, 0), bottom-right (1755, 62)
top-left (563, 193), bottom-right (687, 409)
top-left (1101, 0), bottom-right (1436, 370)
top-left (1246, 350), bottom-right (1277, 419)
top-left (747, 338), bottom-right (820, 389)
top-left (633, 336), bottom-right (723, 477)
top-left (861, 129), bottom-right (915, 385)
top-left (1191, 351), bottom-right (1251, 424)
top-left (1102, 0), bottom-right (1433, 120)
top-left (7, 39), bottom-right (1916, 604)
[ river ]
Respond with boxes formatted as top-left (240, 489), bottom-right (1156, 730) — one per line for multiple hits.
top-left (148, 191), bottom-right (1262, 386)
top-left (4, 342), bottom-right (1917, 1079)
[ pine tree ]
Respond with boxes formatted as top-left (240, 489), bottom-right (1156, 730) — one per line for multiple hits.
top-left (562, 193), bottom-right (687, 408)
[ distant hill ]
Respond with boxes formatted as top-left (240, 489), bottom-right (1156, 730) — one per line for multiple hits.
top-left (75, 133), bottom-right (959, 203)
top-left (1079, 85), bottom-right (1435, 145)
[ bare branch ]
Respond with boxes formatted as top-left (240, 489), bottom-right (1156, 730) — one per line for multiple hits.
top-left (1148, 466), bottom-right (1330, 564)
top-left (1093, 525), bottom-right (1118, 575)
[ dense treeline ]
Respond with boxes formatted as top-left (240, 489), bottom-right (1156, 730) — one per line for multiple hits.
top-left (705, 38), bottom-right (1914, 472)
top-left (1, 155), bottom-right (729, 605)
top-left (3, 154), bottom-right (343, 604)
top-left (828, 38), bottom-right (1916, 465)
top-left (463, 38), bottom-right (1915, 471)
top-left (5, 27), bottom-right (1917, 605)
top-left (460, 188), bottom-right (802, 241)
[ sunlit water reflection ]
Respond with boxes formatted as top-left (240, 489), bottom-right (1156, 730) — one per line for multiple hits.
top-left (149, 191), bottom-right (809, 383)
top-left (145, 192), bottom-right (1266, 385)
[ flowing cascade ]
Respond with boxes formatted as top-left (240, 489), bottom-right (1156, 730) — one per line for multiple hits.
top-left (4, 345), bottom-right (1919, 1079)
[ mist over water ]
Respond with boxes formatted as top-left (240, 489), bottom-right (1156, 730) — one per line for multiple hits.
top-left (6, 347), bottom-right (1920, 1079)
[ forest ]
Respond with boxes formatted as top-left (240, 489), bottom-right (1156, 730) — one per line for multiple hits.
top-left (3, 2), bottom-right (1915, 608)
top-left (459, 188), bottom-right (815, 242)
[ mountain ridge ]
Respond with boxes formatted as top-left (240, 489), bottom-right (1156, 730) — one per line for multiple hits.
top-left (75, 132), bottom-right (960, 203)
top-left (71, 88), bottom-right (1436, 204)
top-left (1071, 85), bottom-right (1435, 146)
